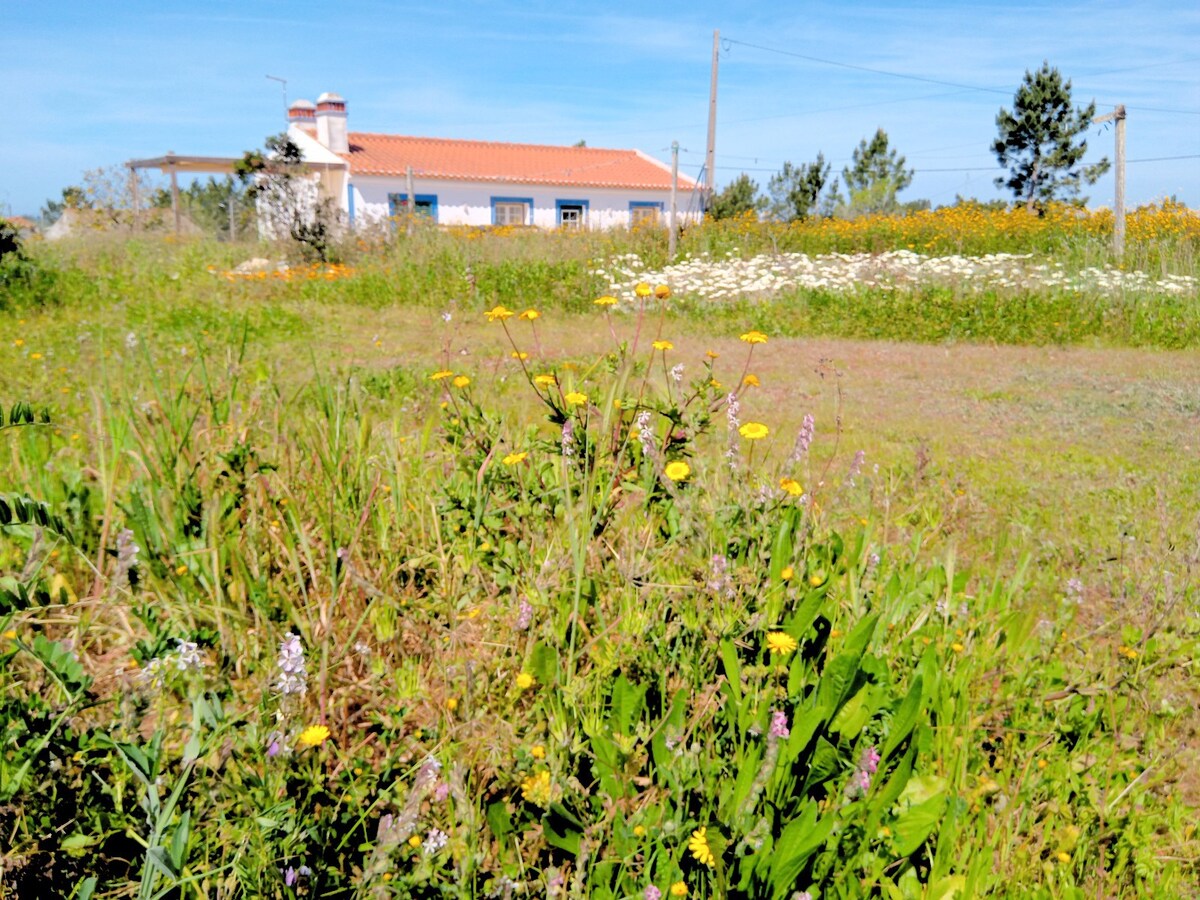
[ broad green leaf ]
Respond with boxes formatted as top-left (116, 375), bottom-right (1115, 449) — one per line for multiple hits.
top-left (891, 793), bottom-right (947, 857)
top-left (486, 800), bottom-right (513, 843)
top-left (770, 803), bottom-right (833, 898)
top-left (881, 675), bottom-right (923, 763)
top-left (610, 673), bottom-right (645, 736)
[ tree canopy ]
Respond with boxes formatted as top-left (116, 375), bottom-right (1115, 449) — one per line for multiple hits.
top-left (767, 155), bottom-right (838, 222)
top-left (993, 62), bottom-right (1109, 210)
top-left (709, 174), bottom-right (766, 220)
top-left (841, 128), bottom-right (913, 214)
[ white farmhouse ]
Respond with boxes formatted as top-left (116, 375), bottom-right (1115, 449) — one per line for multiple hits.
top-left (285, 93), bottom-right (702, 229)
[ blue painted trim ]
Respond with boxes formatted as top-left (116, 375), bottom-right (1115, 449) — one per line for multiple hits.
top-left (629, 201), bottom-right (665, 212)
top-left (555, 198), bottom-right (590, 228)
top-left (490, 196), bottom-right (534, 226)
top-left (387, 192), bottom-right (439, 222)
top-left (347, 183), bottom-right (356, 224)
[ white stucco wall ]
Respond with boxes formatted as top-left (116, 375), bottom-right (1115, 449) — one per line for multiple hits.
top-left (345, 176), bottom-right (702, 229)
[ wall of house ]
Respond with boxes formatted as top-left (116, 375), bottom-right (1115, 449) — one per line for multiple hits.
top-left (345, 176), bottom-right (703, 229)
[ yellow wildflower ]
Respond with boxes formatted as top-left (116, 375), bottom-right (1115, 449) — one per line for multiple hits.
top-left (781, 565), bottom-right (794, 581)
top-left (739, 330), bottom-right (768, 344)
top-left (742, 374), bottom-right (760, 387)
top-left (1056, 851), bottom-right (1071, 864)
top-left (408, 834), bottom-right (422, 848)
top-left (30, 352), bottom-right (43, 360)
top-left (670, 882), bottom-right (688, 897)
top-left (705, 349), bottom-right (719, 359)
top-left (430, 370), bottom-right (454, 381)
top-left (511, 351), bottom-right (529, 360)
top-left (739, 422), bottom-right (769, 440)
top-left (484, 305), bottom-right (515, 321)
top-left (516, 671), bottom-right (535, 690)
top-left (664, 461), bottom-right (691, 482)
top-left (633, 824), bottom-right (646, 837)
top-left (502, 451), bottom-right (528, 466)
top-left (766, 631), bottom-right (798, 656)
top-left (634, 282), bottom-right (652, 298)
top-left (594, 295), bottom-right (619, 306)
top-left (452, 375), bottom-right (471, 388)
top-left (779, 477), bottom-right (803, 496)
top-left (519, 308), bottom-right (540, 321)
top-left (446, 697), bottom-right (459, 711)
top-left (13, 339), bottom-right (24, 347)
top-left (534, 374), bottom-right (557, 388)
top-left (530, 744), bottom-right (546, 760)
top-left (687, 827), bottom-right (716, 867)
top-left (951, 642), bottom-right (965, 653)
top-left (520, 769), bottom-right (552, 805)
top-left (654, 284), bottom-right (671, 299)
top-left (564, 391), bottom-right (588, 406)
top-left (297, 724), bottom-right (331, 748)
top-left (652, 340), bottom-right (674, 351)
top-left (175, 564), bottom-right (188, 576)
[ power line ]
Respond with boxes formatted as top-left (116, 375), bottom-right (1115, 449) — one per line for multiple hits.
top-left (722, 37), bottom-right (1200, 117)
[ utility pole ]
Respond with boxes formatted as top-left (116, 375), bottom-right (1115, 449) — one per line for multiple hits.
top-left (669, 141), bottom-right (679, 259)
top-left (1093, 104), bottom-right (1126, 258)
top-left (705, 29), bottom-right (719, 216)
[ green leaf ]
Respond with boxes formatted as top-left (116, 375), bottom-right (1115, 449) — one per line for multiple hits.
top-left (30, 633), bottom-right (92, 697)
top-left (486, 800), bottom-right (514, 843)
top-left (530, 640), bottom-right (560, 687)
top-left (769, 803), bottom-right (832, 898)
top-left (72, 876), bottom-right (98, 900)
top-left (610, 673), bottom-right (645, 737)
top-left (169, 810), bottom-right (191, 872)
top-left (891, 793), bottom-right (947, 857)
top-left (881, 675), bottom-right (923, 763)
top-left (543, 802), bottom-right (583, 855)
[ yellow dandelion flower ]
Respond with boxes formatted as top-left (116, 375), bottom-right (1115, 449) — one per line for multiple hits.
top-left (430, 370), bottom-right (454, 381)
top-left (446, 697), bottom-right (459, 711)
top-left (654, 284), bottom-right (671, 299)
top-left (742, 374), bottom-right (760, 387)
top-left (670, 882), bottom-right (688, 897)
top-left (519, 308), bottom-right (540, 321)
top-left (809, 573), bottom-right (825, 587)
top-left (511, 351), bottom-right (529, 360)
top-left (2, 630), bottom-right (16, 640)
top-left (297, 724), bottom-right (331, 748)
top-left (634, 282), bottom-right (652, 298)
top-left (781, 565), bottom-right (794, 581)
top-left (705, 349), bottom-right (719, 359)
top-left (484, 305), bottom-right (515, 321)
top-left (1056, 851), bottom-right (1071, 864)
top-left (739, 422), bottom-right (769, 440)
top-left (30, 352), bottom-right (43, 360)
top-left (452, 375), bottom-right (471, 388)
top-left (766, 631), bottom-right (798, 656)
top-left (594, 295), bottom-right (619, 306)
top-left (652, 340), bottom-right (674, 351)
top-left (516, 671), bottom-right (535, 690)
top-left (502, 451), bottom-right (528, 466)
top-left (534, 374), bottom-right (557, 388)
top-left (175, 564), bottom-right (188, 576)
top-left (633, 824), bottom-right (646, 837)
top-left (688, 827), bottom-right (716, 867)
top-left (664, 460), bottom-right (691, 481)
top-left (408, 835), bottom-right (422, 848)
top-left (530, 744), bottom-right (546, 760)
top-left (951, 642), bottom-right (965, 653)
top-left (13, 339), bottom-right (24, 347)
top-left (739, 330), bottom-right (768, 344)
top-left (564, 391), bottom-right (588, 406)
top-left (779, 477), bottom-right (803, 496)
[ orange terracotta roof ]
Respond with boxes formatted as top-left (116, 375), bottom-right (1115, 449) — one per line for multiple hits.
top-left (341, 133), bottom-right (698, 191)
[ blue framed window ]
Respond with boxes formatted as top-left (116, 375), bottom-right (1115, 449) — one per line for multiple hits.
top-left (491, 196), bottom-right (534, 226)
top-left (629, 201), bottom-right (664, 226)
top-left (555, 199), bottom-right (589, 229)
top-left (388, 193), bottom-right (438, 221)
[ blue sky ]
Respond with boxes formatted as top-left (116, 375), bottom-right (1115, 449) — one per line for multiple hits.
top-left (3, 0), bottom-right (1197, 217)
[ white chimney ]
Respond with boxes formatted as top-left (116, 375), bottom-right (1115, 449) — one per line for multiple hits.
top-left (287, 99), bottom-right (317, 137)
top-left (315, 92), bottom-right (348, 154)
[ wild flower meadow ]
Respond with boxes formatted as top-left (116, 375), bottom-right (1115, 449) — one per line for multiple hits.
top-left (1, 211), bottom-right (1199, 897)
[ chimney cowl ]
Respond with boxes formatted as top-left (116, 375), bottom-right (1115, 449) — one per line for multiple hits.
top-left (288, 99), bottom-right (317, 120)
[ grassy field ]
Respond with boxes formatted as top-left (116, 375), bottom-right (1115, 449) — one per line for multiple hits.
top-left (1, 214), bottom-right (1199, 898)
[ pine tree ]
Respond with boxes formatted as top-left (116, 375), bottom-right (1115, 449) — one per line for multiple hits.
top-left (993, 62), bottom-right (1109, 210)
top-left (709, 174), bottom-right (765, 220)
top-left (767, 155), bottom-right (837, 222)
top-left (841, 129), bottom-right (913, 214)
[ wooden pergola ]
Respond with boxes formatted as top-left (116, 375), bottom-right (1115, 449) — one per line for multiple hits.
top-left (125, 152), bottom-right (242, 234)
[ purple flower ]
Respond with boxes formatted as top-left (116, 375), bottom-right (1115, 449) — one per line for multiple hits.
top-left (284, 867), bottom-right (297, 886)
top-left (860, 745), bottom-right (880, 774)
top-left (769, 710), bottom-right (790, 740)
top-left (644, 886), bottom-right (662, 900)
top-left (790, 414), bottom-right (815, 462)
top-left (433, 780), bottom-right (451, 802)
top-left (515, 598), bottom-right (534, 631)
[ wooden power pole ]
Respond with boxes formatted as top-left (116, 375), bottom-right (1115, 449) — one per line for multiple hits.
top-left (1093, 105), bottom-right (1126, 258)
top-left (705, 29), bottom-right (719, 215)
top-left (669, 141), bottom-right (679, 259)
